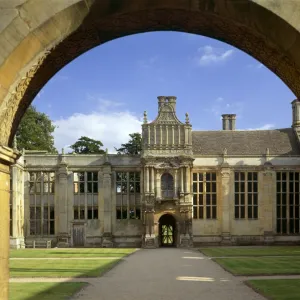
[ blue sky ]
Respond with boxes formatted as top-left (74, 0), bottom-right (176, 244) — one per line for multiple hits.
top-left (33, 32), bottom-right (295, 152)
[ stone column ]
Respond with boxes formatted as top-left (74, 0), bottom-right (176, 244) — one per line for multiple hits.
top-left (154, 125), bottom-right (156, 146)
top-left (0, 146), bottom-right (18, 300)
top-left (166, 125), bottom-right (169, 146)
top-left (57, 158), bottom-right (69, 247)
top-left (220, 168), bottom-right (232, 244)
top-left (150, 167), bottom-right (154, 194)
top-left (180, 167), bottom-right (184, 193)
top-left (156, 171), bottom-right (161, 199)
top-left (145, 167), bottom-right (149, 193)
top-left (160, 125), bottom-right (163, 145)
top-left (174, 170), bottom-right (178, 199)
top-left (102, 163), bottom-right (113, 247)
top-left (186, 166), bottom-right (190, 194)
top-left (178, 125), bottom-right (181, 145)
top-left (172, 126), bottom-right (175, 146)
top-left (262, 168), bottom-right (276, 244)
top-left (11, 160), bottom-right (25, 249)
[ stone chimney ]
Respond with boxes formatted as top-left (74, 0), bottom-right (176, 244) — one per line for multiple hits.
top-left (166, 96), bottom-right (177, 111)
top-left (222, 114), bottom-right (236, 130)
top-left (158, 96), bottom-right (166, 110)
top-left (291, 99), bottom-right (300, 128)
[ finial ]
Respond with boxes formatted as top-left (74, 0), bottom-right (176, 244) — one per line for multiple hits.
top-left (13, 135), bottom-right (17, 150)
top-left (266, 147), bottom-right (270, 156)
top-left (143, 111), bottom-right (148, 124)
top-left (61, 148), bottom-right (65, 155)
top-left (22, 148), bottom-right (25, 156)
top-left (185, 112), bottom-right (190, 124)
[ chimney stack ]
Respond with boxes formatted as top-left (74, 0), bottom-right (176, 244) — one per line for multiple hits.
top-left (166, 96), bottom-right (177, 111)
top-left (222, 114), bottom-right (236, 130)
top-left (157, 96), bottom-right (166, 111)
top-left (291, 99), bottom-right (300, 128)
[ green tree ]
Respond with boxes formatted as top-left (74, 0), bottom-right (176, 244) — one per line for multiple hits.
top-left (70, 136), bottom-right (105, 154)
top-left (16, 105), bottom-right (57, 153)
top-left (115, 133), bottom-right (142, 155)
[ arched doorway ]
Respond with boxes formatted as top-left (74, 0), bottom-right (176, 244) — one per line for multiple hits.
top-left (159, 214), bottom-right (177, 247)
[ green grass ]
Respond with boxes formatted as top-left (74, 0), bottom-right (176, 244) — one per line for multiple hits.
top-left (10, 258), bottom-right (121, 277)
top-left (9, 282), bottom-right (87, 300)
top-left (200, 246), bottom-right (300, 257)
top-left (214, 257), bottom-right (300, 275)
top-left (10, 248), bottom-right (136, 258)
top-left (247, 279), bottom-right (300, 300)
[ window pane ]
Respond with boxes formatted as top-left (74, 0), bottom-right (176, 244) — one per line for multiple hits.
top-left (198, 173), bottom-right (203, 181)
top-left (193, 182), bottom-right (197, 193)
top-left (206, 207), bottom-right (211, 219)
top-left (193, 173), bottom-right (197, 181)
top-left (87, 182), bottom-right (92, 193)
top-left (193, 206), bottom-right (198, 219)
top-left (93, 182), bottom-right (98, 193)
top-left (212, 206), bottom-right (217, 219)
top-left (193, 194), bottom-right (197, 205)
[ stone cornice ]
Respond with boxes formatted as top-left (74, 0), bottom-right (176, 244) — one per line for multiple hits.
top-left (0, 145), bottom-right (20, 166)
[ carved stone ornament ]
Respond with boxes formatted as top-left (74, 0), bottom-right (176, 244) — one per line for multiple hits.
top-left (221, 170), bottom-right (230, 178)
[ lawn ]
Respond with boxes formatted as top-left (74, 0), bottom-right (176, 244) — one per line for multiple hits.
top-left (214, 257), bottom-right (300, 275)
top-left (199, 246), bottom-right (300, 257)
top-left (9, 282), bottom-right (87, 300)
top-left (10, 248), bottom-right (136, 258)
top-left (247, 279), bottom-right (300, 300)
top-left (10, 258), bottom-right (121, 277)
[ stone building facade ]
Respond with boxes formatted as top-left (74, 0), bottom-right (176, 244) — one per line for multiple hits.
top-left (9, 96), bottom-right (300, 248)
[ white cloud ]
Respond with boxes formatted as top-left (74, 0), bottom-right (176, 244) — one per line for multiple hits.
top-left (196, 45), bottom-right (234, 66)
top-left (205, 97), bottom-right (244, 119)
top-left (53, 100), bottom-right (142, 153)
top-left (244, 124), bottom-right (275, 130)
top-left (137, 56), bottom-right (159, 69)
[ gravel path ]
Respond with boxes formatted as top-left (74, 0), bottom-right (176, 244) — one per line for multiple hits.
top-left (72, 248), bottom-right (265, 300)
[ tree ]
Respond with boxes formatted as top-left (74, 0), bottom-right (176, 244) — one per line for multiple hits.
top-left (115, 133), bottom-right (142, 155)
top-left (70, 136), bottom-right (106, 154)
top-left (16, 105), bottom-right (57, 153)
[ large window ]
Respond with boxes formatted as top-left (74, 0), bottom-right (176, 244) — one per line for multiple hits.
top-left (276, 172), bottom-right (300, 234)
top-left (234, 172), bottom-right (258, 219)
top-left (73, 171), bottom-right (98, 220)
top-left (29, 171), bottom-right (55, 235)
top-left (116, 172), bottom-right (141, 220)
top-left (192, 172), bottom-right (217, 219)
top-left (161, 173), bottom-right (174, 198)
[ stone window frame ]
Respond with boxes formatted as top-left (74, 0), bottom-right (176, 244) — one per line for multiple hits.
top-left (234, 171), bottom-right (258, 220)
top-left (192, 171), bottom-right (217, 220)
top-left (116, 171), bottom-right (141, 220)
top-left (276, 171), bottom-right (300, 235)
top-left (73, 171), bottom-right (99, 220)
top-left (29, 171), bottom-right (55, 236)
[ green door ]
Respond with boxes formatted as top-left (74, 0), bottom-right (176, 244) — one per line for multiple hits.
top-left (161, 224), bottom-right (173, 245)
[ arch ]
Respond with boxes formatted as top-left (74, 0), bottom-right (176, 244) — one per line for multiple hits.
top-left (1, 0), bottom-right (300, 146)
top-left (159, 213), bottom-right (177, 247)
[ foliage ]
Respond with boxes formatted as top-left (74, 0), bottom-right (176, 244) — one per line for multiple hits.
top-left (16, 105), bottom-right (57, 153)
top-left (115, 133), bottom-right (142, 155)
top-left (70, 136), bottom-right (105, 154)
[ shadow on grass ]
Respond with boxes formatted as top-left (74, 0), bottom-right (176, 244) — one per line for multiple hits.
top-left (9, 250), bottom-right (135, 300)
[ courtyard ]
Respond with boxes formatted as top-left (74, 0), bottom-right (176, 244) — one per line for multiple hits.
top-left (8, 246), bottom-right (300, 300)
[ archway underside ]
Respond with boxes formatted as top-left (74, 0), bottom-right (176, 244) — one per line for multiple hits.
top-left (1, 0), bottom-right (300, 147)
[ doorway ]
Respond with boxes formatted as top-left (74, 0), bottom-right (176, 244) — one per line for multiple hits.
top-left (159, 214), bottom-right (176, 247)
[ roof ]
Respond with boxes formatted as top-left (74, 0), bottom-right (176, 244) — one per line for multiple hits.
top-left (192, 128), bottom-right (300, 156)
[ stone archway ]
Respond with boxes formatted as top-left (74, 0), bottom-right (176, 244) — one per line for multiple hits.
top-left (2, 0), bottom-right (300, 298)
top-left (159, 214), bottom-right (177, 247)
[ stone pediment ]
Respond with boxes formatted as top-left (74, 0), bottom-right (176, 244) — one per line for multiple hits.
top-left (151, 103), bottom-right (184, 125)
top-left (156, 161), bottom-right (179, 169)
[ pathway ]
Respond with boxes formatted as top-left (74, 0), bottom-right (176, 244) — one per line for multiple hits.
top-left (71, 248), bottom-right (265, 300)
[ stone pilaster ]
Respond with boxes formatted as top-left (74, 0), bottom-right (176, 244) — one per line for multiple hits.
top-left (262, 167), bottom-right (276, 244)
top-left (57, 157), bottom-right (69, 247)
top-left (220, 167), bottom-right (232, 244)
top-left (156, 170), bottom-right (161, 199)
top-left (102, 163), bottom-right (113, 247)
top-left (10, 159), bottom-right (25, 249)
top-left (0, 145), bottom-right (19, 300)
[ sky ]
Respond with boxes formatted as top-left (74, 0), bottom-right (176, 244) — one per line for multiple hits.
top-left (33, 31), bottom-right (295, 153)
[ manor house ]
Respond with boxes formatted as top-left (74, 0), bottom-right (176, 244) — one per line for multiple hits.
top-left (9, 96), bottom-right (300, 248)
